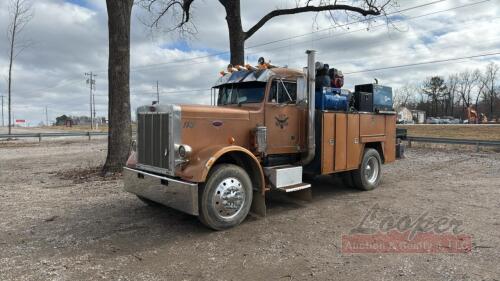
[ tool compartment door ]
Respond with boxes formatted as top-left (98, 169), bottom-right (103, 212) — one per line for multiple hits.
top-left (346, 114), bottom-right (361, 169)
top-left (322, 112), bottom-right (361, 174)
top-left (360, 114), bottom-right (386, 138)
top-left (321, 113), bottom-right (335, 174)
top-left (334, 113), bottom-right (347, 171)
top-left (384, 114), bottom-right (396, 163)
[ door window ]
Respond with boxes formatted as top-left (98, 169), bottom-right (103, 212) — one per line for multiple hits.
top-left (268, 80), bottom-right (297, 104)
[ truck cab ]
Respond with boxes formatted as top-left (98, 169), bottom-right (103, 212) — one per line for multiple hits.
top-left (124, 50), bottom-right (400, 230)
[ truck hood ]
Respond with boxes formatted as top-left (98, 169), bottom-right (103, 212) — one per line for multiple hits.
top-left (180, 104), bottom-right (251, 120)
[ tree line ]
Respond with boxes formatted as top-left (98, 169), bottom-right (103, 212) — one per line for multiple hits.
top-left (394, 62), bottom-right (500, 120)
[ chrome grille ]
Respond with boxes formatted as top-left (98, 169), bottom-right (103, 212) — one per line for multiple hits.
top-left (137, 112), bottom-right (170, 172)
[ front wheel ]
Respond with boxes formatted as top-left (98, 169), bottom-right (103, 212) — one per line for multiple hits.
top-left (198, 164), bottom-right (253, 230)
top-left (352, 148), bottom-right (382, 191)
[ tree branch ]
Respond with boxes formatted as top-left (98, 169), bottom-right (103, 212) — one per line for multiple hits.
top-left (245, 3), bottom-right (382, 39)
top-left (139, 0), bottom-right (195, 32)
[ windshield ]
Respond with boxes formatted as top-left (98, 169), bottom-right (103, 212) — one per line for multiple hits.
top-left (216, 82), bottom-right (266, 105)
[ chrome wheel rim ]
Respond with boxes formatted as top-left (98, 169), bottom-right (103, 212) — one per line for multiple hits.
top-left (212, 177), bottom-right (246, 219)
top-left (364, 157), bottom-right (379, 184)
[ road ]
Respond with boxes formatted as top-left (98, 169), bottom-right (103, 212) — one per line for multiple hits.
top-left (0, 138), bottom-right (499, 280)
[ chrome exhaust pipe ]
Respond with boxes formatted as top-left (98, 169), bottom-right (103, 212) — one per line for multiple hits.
top-left (301, 50), bottom-right (316, 165)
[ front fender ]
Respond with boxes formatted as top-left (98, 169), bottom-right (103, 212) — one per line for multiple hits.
top-left (178, 146), bottom-right (265, 193)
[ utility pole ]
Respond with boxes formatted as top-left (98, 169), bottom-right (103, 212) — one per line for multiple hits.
top-left (45, 106), bottom-right (48, 126)
top-left (93, 90), bottom-right (96, 128)
top-left (1, 95), bottom-right (4, 127)
top-left (85, 72), bottom-right (96, 129)
top-left (156, 80), bottom-right (160, 104)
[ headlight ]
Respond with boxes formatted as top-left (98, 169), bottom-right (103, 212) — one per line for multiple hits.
top-left (178, 145), bottom-right (192, 158)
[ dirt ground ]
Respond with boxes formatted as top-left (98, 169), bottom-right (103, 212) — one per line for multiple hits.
top-left (0, 138), bottom-right (499, 281)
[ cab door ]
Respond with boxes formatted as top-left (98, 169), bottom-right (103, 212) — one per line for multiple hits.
top-left (265, 78), bottom-right (306, 154)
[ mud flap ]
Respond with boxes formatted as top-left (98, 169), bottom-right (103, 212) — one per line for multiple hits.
top-left (250, 190), bottom-right (266, 217)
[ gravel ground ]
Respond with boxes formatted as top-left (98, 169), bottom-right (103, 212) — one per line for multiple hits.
top-left (0, 139), bottom-right (499, 281)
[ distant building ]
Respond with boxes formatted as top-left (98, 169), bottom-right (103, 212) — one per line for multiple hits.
top-left (411, 110), bottom-right (426, 124)
top-left (397, 107), bottom-right (413, 123)
top-left (397, 107), bottom-right (426, 124)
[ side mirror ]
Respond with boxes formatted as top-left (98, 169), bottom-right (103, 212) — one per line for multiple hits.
top-left (297, 77), bottom-right (307, 101)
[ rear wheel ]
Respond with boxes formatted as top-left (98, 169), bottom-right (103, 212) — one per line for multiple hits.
top-left (198, 164), bottom-right (253, 230)
top-left (352, 148), bottom-right (382, 191)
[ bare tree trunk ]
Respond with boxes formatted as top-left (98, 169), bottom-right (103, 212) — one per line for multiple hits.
top-left (103, 0), bottom-right (134, 174)
top-left (6, 0), bottom-right (32, 135)
top-left (7, 1), bottom-right (19, 135)
top-left (450, 94), bottom-right (454, 116)
top-left (221, 0), bottom-right (245, 65)
top-left (491, 95), bottom-right (494, 117)
top-left (8, 32), bottom-right (14, 135)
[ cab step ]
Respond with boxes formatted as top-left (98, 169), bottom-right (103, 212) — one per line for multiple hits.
top-left (263, 165), bottom-right (311, 193)
top-left (275, 182), bottom-right (311, 193)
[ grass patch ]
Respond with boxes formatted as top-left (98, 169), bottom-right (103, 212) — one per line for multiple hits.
top-left (398, 124), bottom-right (500, 141)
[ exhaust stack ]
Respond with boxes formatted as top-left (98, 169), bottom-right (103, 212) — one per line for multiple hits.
top-left (301, 50), bottom-right (316, 165)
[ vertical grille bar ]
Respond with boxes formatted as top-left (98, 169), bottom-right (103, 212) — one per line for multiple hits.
top-left (160, 113), bottom-right (169, 169)
top-left (137, 112), bottom-right (171, 173)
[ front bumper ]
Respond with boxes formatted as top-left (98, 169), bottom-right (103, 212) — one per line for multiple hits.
top-left (123, 167), bottom-right (199, 215)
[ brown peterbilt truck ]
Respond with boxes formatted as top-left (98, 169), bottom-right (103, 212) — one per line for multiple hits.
top-left (124, 50), bottom-right (401, 230)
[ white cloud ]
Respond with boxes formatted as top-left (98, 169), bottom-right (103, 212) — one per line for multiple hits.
top-left (0, 0), bottom-right (499, 124)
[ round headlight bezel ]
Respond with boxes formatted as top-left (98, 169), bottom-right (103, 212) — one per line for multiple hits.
top-left (178, 144), bottom-right (192, 159)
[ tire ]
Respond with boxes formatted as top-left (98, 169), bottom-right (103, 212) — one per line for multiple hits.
top-left (351, 148), bottom-right (382, 191)
top-left (198, 164), bottom-right (253, 230)
top-left (136, 195), bottom-right (162, 207)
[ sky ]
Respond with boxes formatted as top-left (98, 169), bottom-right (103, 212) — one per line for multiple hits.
top-left (0, 0), bottom-right (499, 125)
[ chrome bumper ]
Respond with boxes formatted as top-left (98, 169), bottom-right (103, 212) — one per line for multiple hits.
top-left (123, 167), bottom-right (199, 215)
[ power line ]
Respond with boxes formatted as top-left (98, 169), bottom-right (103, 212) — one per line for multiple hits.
top-left (124, 0), bottom-right (486, 75)
top-left (127, 0), bottom-right (491, 73)
top-left (255, 12), bottom-right (500, 69)
top-left (245, 0), bottom-right (449, 50)
top-left (246, 0), bottom-right (493, 56)
top-left (122, 0), bottom-right (448, 73)
top-left (135, 52), bottom-right (500, 94)
top-left (12, 0), bottom-right (494, 97)
top-left (343, 51), bottom-right (500, 74)
top-left (11, 0), bottom-right (461, 97)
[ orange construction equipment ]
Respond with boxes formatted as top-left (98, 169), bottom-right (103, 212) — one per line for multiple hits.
top-left (467, 107), bottom-right (488, 124)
